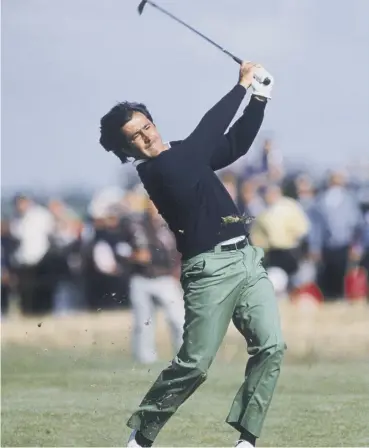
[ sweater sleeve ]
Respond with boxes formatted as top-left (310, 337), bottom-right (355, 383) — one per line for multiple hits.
top-left (181, 84), bottom-right (247, 158)
top-left (210, 95), bottom-right (267, 171)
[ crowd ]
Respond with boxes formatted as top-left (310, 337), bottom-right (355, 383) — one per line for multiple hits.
top-left (2, 138), bottom-right (369, 324)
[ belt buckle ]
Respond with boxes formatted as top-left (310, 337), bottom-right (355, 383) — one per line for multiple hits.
top-left (222, 241), bottom-right (238, 252)
top-left (236, 238), bottom-right (247, 249)
top-left (234, 240), bottom-right (243, 250)
top-left (220, 237), bottom-right (246, 252)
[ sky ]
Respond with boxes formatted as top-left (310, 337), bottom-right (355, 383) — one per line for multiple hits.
top-left (2, 0), bottom-right (369, 191)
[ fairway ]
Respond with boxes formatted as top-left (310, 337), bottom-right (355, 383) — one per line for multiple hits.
top-left (2, 345), bottom-right (369, 447)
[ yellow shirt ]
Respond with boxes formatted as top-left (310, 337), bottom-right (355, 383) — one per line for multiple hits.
top-left (250, 197), bottom-right (310, 250)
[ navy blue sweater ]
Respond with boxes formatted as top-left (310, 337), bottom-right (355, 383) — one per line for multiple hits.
top-left (137, 84), bottom-right (266, 260)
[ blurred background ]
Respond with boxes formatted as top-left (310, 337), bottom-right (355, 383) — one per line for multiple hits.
top-left (2, 0), bottom-right (369, 320)
top-left (2, 1), bottom-right (369, 446)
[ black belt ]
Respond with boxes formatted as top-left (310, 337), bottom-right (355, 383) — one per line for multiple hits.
top-left (218, 237), bottom-right (249, 252)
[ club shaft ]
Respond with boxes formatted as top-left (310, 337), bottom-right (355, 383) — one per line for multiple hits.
top-left (147, 1), bottom-right (242, 64)
top-left (142, 1), bottom-right (271, 85)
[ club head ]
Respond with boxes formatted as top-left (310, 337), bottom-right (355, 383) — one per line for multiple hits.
top-left (138, 0), bottom-right (148, 15)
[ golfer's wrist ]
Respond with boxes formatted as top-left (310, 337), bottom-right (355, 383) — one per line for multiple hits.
top-left (238, 81), bottom-right (251, 90)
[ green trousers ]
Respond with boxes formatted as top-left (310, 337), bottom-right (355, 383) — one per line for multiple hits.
top-left (127, 243), bottom-right (286, 441)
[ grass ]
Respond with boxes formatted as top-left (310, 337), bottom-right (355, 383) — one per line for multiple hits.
top-left (1, 346), bottom-right (369, 447)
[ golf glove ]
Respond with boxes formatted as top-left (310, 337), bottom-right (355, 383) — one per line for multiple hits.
top-left (251, 67), bottom-right (274, 99)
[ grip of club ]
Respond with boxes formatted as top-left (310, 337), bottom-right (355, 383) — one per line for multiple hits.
top-left (232, 55), bottom-right (243, 65)
top-left (232, 56), bottom-right (271, 86)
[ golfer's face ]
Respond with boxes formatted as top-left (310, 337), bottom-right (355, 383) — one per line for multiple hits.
top-left (121, 112), bottom-right (164, 159)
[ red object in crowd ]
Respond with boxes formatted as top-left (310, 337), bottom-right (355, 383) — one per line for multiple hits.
top-left (344, 266), bottom-right (369, 301)
top-left (290, 282), bottom-right (324, 303)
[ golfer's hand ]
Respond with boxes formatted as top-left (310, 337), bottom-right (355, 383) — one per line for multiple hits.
top-left (238, 62), bottom-right (261, 89)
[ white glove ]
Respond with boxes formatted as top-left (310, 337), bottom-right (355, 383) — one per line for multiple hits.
top-left (251, 67), bottom-right (274, 99)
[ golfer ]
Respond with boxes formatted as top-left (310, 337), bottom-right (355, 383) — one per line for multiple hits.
top-left (99, 61), bottom-right (285, 448)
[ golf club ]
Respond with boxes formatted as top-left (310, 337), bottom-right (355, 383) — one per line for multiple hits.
top-left (138, 0), bottom-right (271, 86)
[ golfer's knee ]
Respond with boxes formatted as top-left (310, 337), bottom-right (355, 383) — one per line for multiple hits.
top-left (273, 339), bottom-right (286, 358)
top-left (173, 353), bottom-right (212, 381)
top-left (265, 338), bottom-right (286, 365)
top-left (252, 335), bottom-right (286, 362)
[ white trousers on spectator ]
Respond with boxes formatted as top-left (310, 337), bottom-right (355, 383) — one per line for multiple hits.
top-left (129, 274), bottom-right (185, 364)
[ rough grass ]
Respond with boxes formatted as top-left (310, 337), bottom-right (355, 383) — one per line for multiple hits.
top-left (1, 347), bottom-right (369, 447)
top-left (1, 301), bottom-right (369, 447)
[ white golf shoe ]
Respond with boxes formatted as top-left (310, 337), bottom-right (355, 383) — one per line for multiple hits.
top-left (235, 441), bottom-right (254, 448)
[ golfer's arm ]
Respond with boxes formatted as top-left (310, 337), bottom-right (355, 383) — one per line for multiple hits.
top-left (210, 95), bottom-right (267, 171)
top-left (183, 84), bottom-right (246, 154)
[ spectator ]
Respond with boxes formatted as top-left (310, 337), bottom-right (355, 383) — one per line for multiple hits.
top-left (295, 174), bottom-right (316, 211)
top-left (83, 203), bottom-right (132, 311)
top-left (293, 174), bottom-right (320, 288)
top-left (1, 219), bottom-right (18, 316)
top-left (295, 174), bottom-right (318, 249)
top-left (128, 198), bottom-right (184, 364)
top-left (359, 192), bottom-right (369, 280)
top-left (10, 195), bottom-right (56, 315)
top-left (238, 179), bottom-right (265, 218)
top-left (311, 170), bottom-right (364, 300)
top-left (241, 137), bottom-right (284, 187)
top-left (250, 184), bottom-right (310, 291)
top-left (48, 199), bottom-right (85, 314)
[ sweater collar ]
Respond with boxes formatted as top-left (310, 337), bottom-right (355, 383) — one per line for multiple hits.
top-left (134, 142), bottom-right (171, 167)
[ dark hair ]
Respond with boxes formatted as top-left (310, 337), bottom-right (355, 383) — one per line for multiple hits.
top-left (99, 101), bottom-right (154, 164)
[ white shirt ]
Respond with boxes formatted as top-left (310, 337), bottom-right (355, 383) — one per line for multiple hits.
top-left (12, 205), bottom-right (55, 265)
